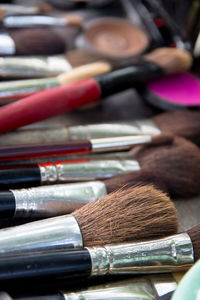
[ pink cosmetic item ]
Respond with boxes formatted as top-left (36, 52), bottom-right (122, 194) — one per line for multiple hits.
top-left (140, 72), bottom-right (200, 110)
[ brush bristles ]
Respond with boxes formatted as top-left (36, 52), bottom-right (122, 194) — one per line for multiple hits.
top-left (72, 185), bottom-right (178, 247)
top-left (144, 48), bottom-right (192, 74)
top-left (187, 224), bottom-right (200, 262)
top-left (151, 133), bottom-right (174, 146)
top-left (66, 49), bottom-right (105, 68)
top-left (10, 29), bottom-right (66, 55)
top-left (153, 111), bottom-right (200, 146)
top-left (65, 15), bottom-right (84, 26)
top-left (130, 137), bottom-right (200, 198)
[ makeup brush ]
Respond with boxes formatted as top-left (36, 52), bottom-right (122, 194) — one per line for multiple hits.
top-left (0, 47), bottom-right (192, 133)
top-left (0, 134), bottom-right (171, 161)
top-left (4, 222), bottom-right (200, 286)
top-left (2, 14), bottom-right (84, 28)
top-left (0, 185), bottom-right (178, 254)
top-left (0, 49), bottom-right (105, 80)
top-left (0, 3), bottom-right (52, 16)
top-left (0, 29), bottom-right (66, 56)
top-left (5, 275), bottom-right (178, 299)
top-left (0, 110), bottom-right (198, 146)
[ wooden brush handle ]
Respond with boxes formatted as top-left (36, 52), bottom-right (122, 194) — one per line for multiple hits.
top-left (57, 62), bottom-right (112, 85)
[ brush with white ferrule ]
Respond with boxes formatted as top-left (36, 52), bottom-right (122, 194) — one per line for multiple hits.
top-left (2, 14), bottom-right (84, 28)
top-left (1, 110), bottom-right (199, 147)
top-left (0, 134), bottom-right (171, 161)
top-left (0, 185), bottom-right (178, 255)
top-left (0, 3), bottom-right (52, 16)
top-left (0, 47), bottom-right (192, 132)
top-left (2, 224), bottom-right (200, 285)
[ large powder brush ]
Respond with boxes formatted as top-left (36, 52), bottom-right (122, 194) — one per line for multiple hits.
top-left (0, 185), bottom-right (178, 254)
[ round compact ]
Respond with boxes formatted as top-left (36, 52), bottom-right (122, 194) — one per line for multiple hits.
top-left (139, 72), bottom-right (200, 110)
top-left (77, 17), bottom-right (150, 59)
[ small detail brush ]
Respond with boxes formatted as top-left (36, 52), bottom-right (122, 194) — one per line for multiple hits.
top-left (0, 110), bottom-right (199, 146)
top-left (0, 134), bottom-right (171, 161)
top-left (0, 47), bottom-right (192, 133)
top-left (0, 29), bottom-right (66, 56)
top-left (2, 14), bottom-right (84, 28)
top-left (0, 185), bottom-right (178, 254)
top-left (5, 223), bottom-right (200, 285)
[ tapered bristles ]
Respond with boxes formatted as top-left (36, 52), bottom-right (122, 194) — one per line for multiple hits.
top-left (72, 185), bottom-right (178, 247)
top-left (153, 111), bottom-right (200, 146)
top-left (187, 224), bottom-right (200, 262)
top-left (130, 137), bottom-right (200, 198)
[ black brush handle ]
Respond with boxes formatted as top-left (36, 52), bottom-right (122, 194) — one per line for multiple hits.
top-left (0, 191), bottom-right (15, 218)
top-left (97, 62), bottom-right (163, 98)
top-left (0, 249), bottom-right (91, 285)
top-left (0, 164), bottom-right (41, 189)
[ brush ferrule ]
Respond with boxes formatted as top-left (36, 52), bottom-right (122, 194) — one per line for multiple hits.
top-left (68, 120), bottom-right (161, 140)
top-left (0, 4), bottom-right (41, 15)
top-left (0, 77), bottom-right (59, 102)
top-left (3, 16), bottom-right (67, 28)
top-left (0, 214), bottom-right (83, 254)
top-left (63, 275), bottom-right (177, 300)
top-left (88, 233), bottom-right (193, 276)
top-left (12, 181), bottom-right (107, 217)
top-left (39, 160), bottom-right (140, 184)
top-left (0, 56), bottom-right (72, 78)
top-left (91, 136), bottom-right (152, 152)
top-left (0, 32), bottom-right (15, 55)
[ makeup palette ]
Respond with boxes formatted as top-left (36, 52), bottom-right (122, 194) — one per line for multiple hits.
top-left (139, 72), bottom-right (200, 110)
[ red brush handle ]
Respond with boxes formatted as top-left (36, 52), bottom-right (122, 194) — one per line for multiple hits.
top-left (0, 78), bottom-right (100, 134)
top-left (0, 141), bottom-right (92, 161)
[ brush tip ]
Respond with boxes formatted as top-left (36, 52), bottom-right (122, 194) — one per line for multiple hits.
top-left (145, 48), bottom-right (193, 74)
top-left (38, 3), bottom-right (53, 13)
top-left (151, 133), bottom-right (174, 145)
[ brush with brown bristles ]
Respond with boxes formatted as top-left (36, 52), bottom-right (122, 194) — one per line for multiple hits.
top-left (0, 110), bottom-right (199, 146)
top-left (0, 185), bottom-right (178, 254)
top-left (0, 47), bottom-right (193, 133)
top-left (0, 28), bottom-right (66, 56)
top-left (3, 220), bottom-right (200, 286)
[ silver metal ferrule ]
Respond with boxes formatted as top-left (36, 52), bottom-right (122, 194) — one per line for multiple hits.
top-left (0, 214), bottom-right (82, 254)
top-left (0, 77), bottom-right (59, 103)
top-left (0, 56), bottom-right (72, 79)
top-left (87, 232), bottom-right (194, 276)
top-left (3, 16), bottom-right (67, 28)
top-left (91, 135), bottom-right (152, 152)
top-left (12, 181), bottom-right (107, 217)
top-left (63, 275), bottom-right (177, 300)
top-left (69, 120), bottom-right (161, 140)
top-left (0, 32), bottom-right (15, 55)
top-left (39, 159), bottom-right (140, 184)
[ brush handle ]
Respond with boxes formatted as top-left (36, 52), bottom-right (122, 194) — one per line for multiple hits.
top-left (0, 64), bottom-right (162, 134)
top-left (0, 78), bottom-right (100, 134)
top-left (0, 249), bottom-right (91, 284)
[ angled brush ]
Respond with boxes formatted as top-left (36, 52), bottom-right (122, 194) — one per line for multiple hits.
top-left (0, 47), bottom-right (192, 133)
top-left (0, 185), bottom-right (178, 254)
top-left (0, 28), bottom-right (66, 56)
top-left (0, 110), bottom-right (199, 146)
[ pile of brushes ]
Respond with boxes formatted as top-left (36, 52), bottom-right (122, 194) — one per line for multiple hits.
top-left (0, 1), bottom-right (199, 300)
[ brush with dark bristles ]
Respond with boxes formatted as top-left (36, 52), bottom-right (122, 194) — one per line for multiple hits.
top-left (0, 185), bottom-right (178, 255)
top-left (0, 110), bottom-right (199, 146)
top-left (4, 219), bottom-right (200, 287)
top-left (0, 28), bottom-right (66, 56)
top-left (0, 47), bottom-right (192, 133)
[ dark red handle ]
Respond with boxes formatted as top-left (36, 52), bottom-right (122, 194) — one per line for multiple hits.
top-left (0, 141), bottom-right (92, 161)
top-left (0, 78), bottom-right (101, 134)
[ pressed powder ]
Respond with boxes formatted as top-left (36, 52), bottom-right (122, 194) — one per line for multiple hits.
top-left (80, 17), bottom-right (150, 58)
